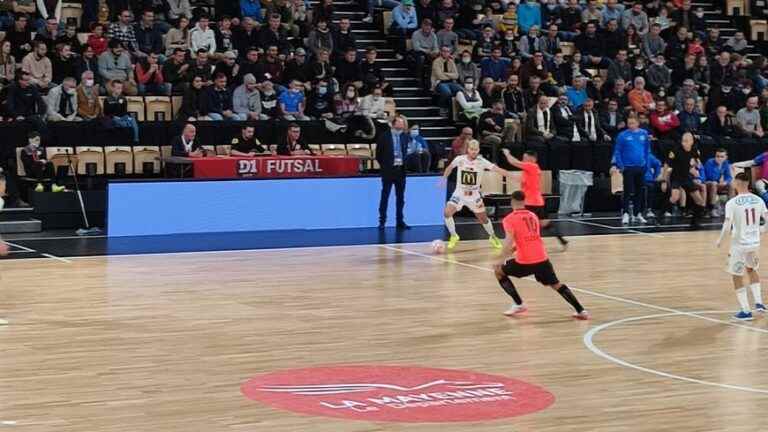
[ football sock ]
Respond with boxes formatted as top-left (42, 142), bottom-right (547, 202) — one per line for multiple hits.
top-left (444, 217), bottom-right (457, 237)
top-left (482, 221), bottom-right (495, 237)
top-left (736, 287), bottom-right (750, 312)
top-left (557, 285), bottom-right (584, 313)
top-left (750, 283), bottom-right (763, 305)
top-left (498, 278), bottom-right (522, 305)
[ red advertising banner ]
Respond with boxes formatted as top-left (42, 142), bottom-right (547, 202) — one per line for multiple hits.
top-left (190, 156), bottom-right (361, 179)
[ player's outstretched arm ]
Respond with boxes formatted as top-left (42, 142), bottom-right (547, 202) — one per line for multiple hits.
top-left (491, 165), bottom-right (514, 177)
top-left (716, 217), bottom-right (731, 248)
top-left (501, 148), bottom-right (524, 169)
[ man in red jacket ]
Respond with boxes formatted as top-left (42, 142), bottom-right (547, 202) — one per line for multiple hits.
top-left (649, 99), bottom-right (680, 154)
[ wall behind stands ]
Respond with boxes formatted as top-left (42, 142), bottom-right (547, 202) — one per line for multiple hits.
top-left (107, 176), bottom-right (445, 236)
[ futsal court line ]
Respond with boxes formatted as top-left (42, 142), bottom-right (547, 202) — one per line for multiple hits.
top-left (584, 311), bottom-right (768, 395)
top-left (566, 219), bottom-right (666, 238)
top-left (1, 241), bottom-right (71, 264)
top-left (377, 244), bottom-right (768, 335)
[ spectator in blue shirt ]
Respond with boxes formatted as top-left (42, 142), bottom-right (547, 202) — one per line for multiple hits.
top-left (565, 75), bottom-right (588, 109)
top-left (241, 0), bottom-right (263, 23)
top-left (643, 153), bottom-right (662, 218)
top-left (480, 47), bottom-right (511, 84)
top-left (517, 0), bottom-right (542, 34)
top-left (613, 115), bottom-right (651, 224)
top-left (703, 148), bottom-right (734, 216)
top-left (279, 80), bottom-right (310, 120)
top-left (405, 125), bottom-right (431, 172)
top-left (390, 0), bottom-right (418, 59)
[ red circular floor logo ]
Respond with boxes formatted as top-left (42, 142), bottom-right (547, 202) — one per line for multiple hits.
top-left (241, 365), bottom-right (554, 423)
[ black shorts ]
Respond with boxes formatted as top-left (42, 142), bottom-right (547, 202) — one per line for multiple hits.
top-left (525, 205), bottom-right (548, 220)
top-left (501, 259), bottom-right (560, 286)
top-left (670, 179), bottom-right (698, 192)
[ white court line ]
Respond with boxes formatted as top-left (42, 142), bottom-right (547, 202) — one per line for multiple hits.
top-left (583, 311), bottom-right (768, 395)
top-left (0, 420), bottom-right (16, 426)
top-left (377, 245), bottom-right (766, 333)
top-left (567, 219), bottom-right (666, 238)
top-left (1, 241), bottom-right (71, 264)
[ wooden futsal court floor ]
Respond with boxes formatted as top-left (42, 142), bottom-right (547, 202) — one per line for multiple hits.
top-left (0, 230), bottom-right (766, 431)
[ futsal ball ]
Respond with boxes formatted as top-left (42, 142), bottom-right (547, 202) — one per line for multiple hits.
top-left (431, 240), bottom-right (446, 254)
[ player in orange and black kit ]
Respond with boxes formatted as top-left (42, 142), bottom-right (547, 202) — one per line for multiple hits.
top-left (502, 149), bottom-right (568, 250)
top-left (494, 191), bottom-right (589, 319)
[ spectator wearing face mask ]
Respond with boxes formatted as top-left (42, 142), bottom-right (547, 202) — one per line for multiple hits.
top-left (279, 79), bottom-right (310, 121)
top-left (405, 125), bottom-right (431, 173)
top-left (76, 71), bottom-right (102, 121)
top-left (456, 77), bottom-right (485, 126)
top-left (307, 80), bottom-right (346, 133)
top-left (46, 77), bottom-right (80, 122)
top-left (456, 50), bottom-right (480, 87)
top-left (360, 85), bottom-right (390, 121)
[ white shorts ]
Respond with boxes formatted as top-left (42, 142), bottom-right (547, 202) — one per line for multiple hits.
top-left (448, 190), bottom-right (486, 214)
top-left (727, 247), bottom-right (760, 276)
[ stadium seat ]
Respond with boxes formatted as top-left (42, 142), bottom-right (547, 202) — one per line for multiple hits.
top-left (46, 147), bottom-right (77, 175)
top-left (752, 20), bottom-right (768, 41)
top-left (216, 145), bottom-right (231, 156)
top-left (321, 144), bottom-right (347, 156)
top-left (15, 148), bottom-right (26, 177)
top-left (133, 146), bottom-right (161, 175)
top-left (105, 146), bottom-right (134, 175)
top-left (383, 11), bottom-right (392, 35)
top-left (145, 96), bottom-right (173, 121)
top-left (268, 144), bottom-right (278, 154)
top-left (560, 42), bottom-right (575, 56)
top-left (308, 144), bottom-right (322, 154)
top-left (61, 2), bottom-right (83, 27)
top-left (727, 0), bottom-right (747, 15)
top-left (75, 146), bottom-right (105, 175)
top-left (171, 96), bottom-right (183, 118)
top-left (348, 143), bottom-right (372, 159)
top-left (126, 96), bottom-right (146, 122)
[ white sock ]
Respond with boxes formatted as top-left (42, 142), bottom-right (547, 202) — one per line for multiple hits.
top-left (482, 221), bottom-right (495, 237)
top-left (444, 217), bottom-right (457, 237)
top-left (736, 287), bottom-right (750, 312)
top-left (751, 283), bottom-right (763, 305)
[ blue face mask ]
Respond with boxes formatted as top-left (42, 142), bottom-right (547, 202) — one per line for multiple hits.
top-left (410, 130), bottom-right (419, 137)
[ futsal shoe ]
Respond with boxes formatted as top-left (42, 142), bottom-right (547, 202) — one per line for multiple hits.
top-left (755, 303), bottom-right (767, 313)
top-left (732, 310), bottom-right (754, 321)
top-left (447, 234), bottom-right (460, 250)
top-left (635, 214), bottom-right (648, 225)
top-left (0, 318), bottom-right (7, 325)
top-left (503, 303), bottom-right (528, 316)
top-left (489, 235), bottom-right (502, 249)
top-left (51, 184), bottom-right (66, 193)
top-left (573, 310), bottom-right (591, 320)
top-left (621, 213), bottom-right (630, 225)
top-left (34, 183), bottom-right (44, 193)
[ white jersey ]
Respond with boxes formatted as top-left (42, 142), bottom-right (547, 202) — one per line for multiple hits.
top-left (724, 193), bottom-right (767, 250)
top-left (449, 155), bottom-right (496, 193)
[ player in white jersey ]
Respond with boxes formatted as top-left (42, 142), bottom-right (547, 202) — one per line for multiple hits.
top-left (716, 173), bottom-right (768, 321)
top-left (441, 140), bottom-right (512, 250)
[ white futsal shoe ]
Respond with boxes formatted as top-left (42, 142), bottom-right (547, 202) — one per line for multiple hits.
top-left (573, 310), bottom-right (591, 320)
top-left (503, 303), bottom-right (528, 316)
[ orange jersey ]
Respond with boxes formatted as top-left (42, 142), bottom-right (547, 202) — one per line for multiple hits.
top-left (502, 209), bottom-right (548, 264)
top-left (520, 162), bottom-right (544, 207)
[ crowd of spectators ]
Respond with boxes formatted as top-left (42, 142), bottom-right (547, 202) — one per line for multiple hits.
top-left (389, 0), bottom-right (768, 178)
top-left (0, 0), bottom-right (396, 144)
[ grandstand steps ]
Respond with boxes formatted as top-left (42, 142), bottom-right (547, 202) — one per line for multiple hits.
top-left (390, 96), bottom-right (433, 107)
top-left (0, 208), bottom-right (41, 234)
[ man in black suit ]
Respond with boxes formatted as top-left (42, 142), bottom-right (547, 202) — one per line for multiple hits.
top-left (574, 98), bottom-right (612, 172)
top-left (551, 95), bottom-right (585, 171)
top-left (525, 94), bottom-right (554, 169)
top-left (375, 115), bottom-right (411, 229)
top-left (169, 123), bottom-right (207, 177)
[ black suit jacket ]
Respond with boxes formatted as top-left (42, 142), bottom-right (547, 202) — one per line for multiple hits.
top-left (276, 136), bottom-right (312, 156)
top-left (171, 135), bottom-right (204, 157)
top-left (525, 106), bottom-right (553, 137)
top-left (575, 108), bottom-right (607, 143)
top-left (599, 109), bottom-right (626, 136)
top-left (551, 105), bottom-right (585, 140)
top-left (375, 129), bottom-right (411, 177)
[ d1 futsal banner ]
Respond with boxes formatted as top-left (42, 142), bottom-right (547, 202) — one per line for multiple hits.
top-left (191, 156), bottom-right (361, 179)
top-left (242, 365), bottom-right (554, 423)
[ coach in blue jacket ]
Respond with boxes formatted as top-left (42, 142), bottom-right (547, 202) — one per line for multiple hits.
top-left (613, 116), bottom-right (651, 224)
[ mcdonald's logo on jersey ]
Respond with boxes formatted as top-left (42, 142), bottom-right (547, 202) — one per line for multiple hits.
top-left (461, 171), bottom-right (478, 186)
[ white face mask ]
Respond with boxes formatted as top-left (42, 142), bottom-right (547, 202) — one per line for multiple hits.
top-left (346, 91), bottom-right (356, 98)
top-left (462, 57), bottom-right (471, 64)
top-left (65, 88), bottom-right (75, 95)
top-left (85, 79), bottom-right (94, 87)
top-left (373, 95), bottom-right (381, 101)
top-left (318, 86), bottom-right (327, 95)
top-left (465, 84), bottom-right (474, 91)
top-left (695, 11), bottom-right (703, 17)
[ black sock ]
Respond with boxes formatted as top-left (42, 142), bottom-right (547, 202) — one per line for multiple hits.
top-left (557, 284), bottom-right (584, 313)
top-left (544, 223), bottom-right (568, 245)
top-left (498, 278), bottom-right (523, 304)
